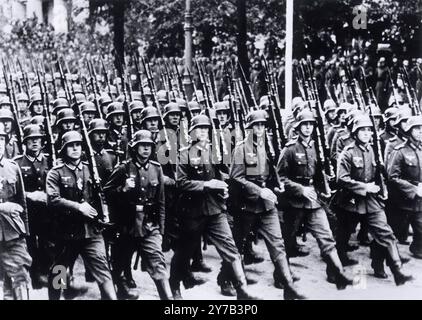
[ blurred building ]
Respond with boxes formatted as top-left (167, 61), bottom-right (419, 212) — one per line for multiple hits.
top-left (1, 0), bottom-right (69, 33)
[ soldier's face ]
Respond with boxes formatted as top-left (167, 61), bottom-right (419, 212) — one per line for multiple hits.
top-left (299, 122), bottom-right (314, 137)
top-left (216, 111), bottom-right (229, 126)
top-left (388, 119), bottom-right (396, 128)
top-left (167, 113), bottom-right (181, 126)
top-left (399, 121), bottom-right (407, 132)
top-left (136, 143), bottom-right (152, 160)
top-left (194, 126), bottom-right (209, 142)
top-left (326, 110), bottom-right (336, 121)
top-left (357, 127), bottom-right (372, 143)
top-left (410, 125), bottom-right (422, 142)
top-left (83, 112), bottom-right (96, 124)
top-left (191, 110), bottom-right (200, 117)
top-left (374, 117), bottom-right (382, 130)
top-left (66, 142), bottom-right (82, 160)
top-left (32, 102), bottom-right (43, 115)
top-left (61, 120), bottom-right (75, 132)
top-left (91, 131), bottom-right (107, 145)
top-left (338, 112), bottom-right (346, 123)
top-left (26, 137), bottom-right (42, 154)
top-left (0, 136), bottom-right (5, 157)
top-left (145, 118), bottom-right (159, 131)
top-left (18, 101), bottom-right (28, 111)
top-left (112, 114), bottom-right (124, 127)
top-left (253, 122), bottom-right (266, 138)
top-left (132, 110), bottom-right (143, 123)
top-left (3, 121), bottom-right (12, 134)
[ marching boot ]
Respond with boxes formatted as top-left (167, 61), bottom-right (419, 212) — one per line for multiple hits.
top-left (12, 283), bottom-right (29, 300)
top-left (338, 250), bottom-right (359, 266)
top-left (274, 257), bottom-right (307, 300)
top-left (220, 281), bottom-right (237, 296)
top-left (3, 276), bottom-right (14, 300)
top-left (116, 276), bottom-right (139, 300)
top-left (244, 241), bottom-right (265, 265)
top-left (324, 250), bottom-right (354, 290)
top-left (154, 279), bottom-right (174, 300)
top-left (231, 259), bottom-right (260, 300)
top-left (99, 279), bottom-right (117, 300)
top-left (169, 279), bottom-right (183, 300)
top-left (191, 259), bottom-right (212, 273)
top-left (182, 271), bottom-right (207, 289)
top-left (217, 263), bottom-right (236, 297)
top-left (124, 266), bottom-right (137, 289)
top-left (386, 244), bottom-right (414, 286)
top-left (63, 275), bottom-right (89, 300)
top-left (370, 242), bottom-right (388, 279)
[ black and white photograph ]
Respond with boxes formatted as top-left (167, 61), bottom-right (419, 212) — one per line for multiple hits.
top-left (0, 0), bottom-right (421, 305)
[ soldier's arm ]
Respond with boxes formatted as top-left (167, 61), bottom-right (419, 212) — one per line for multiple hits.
top-left (103, 163), bottom-right (127, 196)
top-left (387, 150), bottom-right (418, 199)
top-left (15, 163), bottom-right (29, 235)
top-left (46, 169), bottom-right (81, 213)
top-left (277, 146), bottom-right (305, 197)
top-left (337, 149), bottom-right (368, 196)
top-left (229, 144), bottom-right (262, 199)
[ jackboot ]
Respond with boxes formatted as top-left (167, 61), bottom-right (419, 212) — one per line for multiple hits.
top-left (386, 244), bottom-right (414, 286)
top-left (116, 276), bottom-right (139, 300)
top-left (153, 279), bottom-right (173, 300)
top-left (169, 279), bottom-right (183, 300)
top-left (191, 259), bottom-right (212, 273)
top-left (182, 272), bottom-right (207, 289)
top-left (99, 279), bottom-right (117, 300)
top-left (231, 259), bottom-right (260, 300)
top-left (63, 275), bottom-right (89, 300)
top-left (244, 241), bottom-right (265, 265)
top-left (274, 257), bottom-right (307, 300)
top-left (324, 250), bottom-right (354, 290)
top-left (370, 242), bottom-right (388, 279)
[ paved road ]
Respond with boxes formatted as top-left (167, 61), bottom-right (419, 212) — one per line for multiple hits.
top-left (2, 233), bottom-right (421, 300)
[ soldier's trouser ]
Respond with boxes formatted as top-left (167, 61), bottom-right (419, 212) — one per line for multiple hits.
top-left (111, 234), bottom-right (136, 280)
top-left (336, 209), bottom-right (397, 260)
top-left (335, 208), bottom-right (365, 256)
top-left (233, 208), bottom-right (287, 262)
top-left (284, 207), bottom-right (337, 257)
top-left (406, 210), bottom-right (422, 257)
top-left (0, 237), bottom-right (32, 296)
top-left (387, 204), bottom-right (410, 242)
top-left (27, 235), bottom-right (55, 278)
top-left (170, 213), bottom-right (244, 287)
top-left (48, 236), bottom-right (112, 299)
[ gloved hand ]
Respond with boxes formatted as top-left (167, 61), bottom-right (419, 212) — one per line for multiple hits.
top-left (78, 202), bottom-right (98, 219)
top-left (204, 179), bottom-right (228, 192)
top-left (27, 191), bottom-right (47, 203)
top-left (0, 202), bottom-right (24, 216)
top-left (274, 182), bottom-right (285, 196)
top-left (163, 176), bottom-right (176, 187)
top-left (260, 187), bottom-right (278, 204)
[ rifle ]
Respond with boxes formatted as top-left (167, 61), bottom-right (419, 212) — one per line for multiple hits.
top-left (141, 57), bottom-right (171, 151)
top-left (100, 55), bottom-right (113, 100)
top-left (186, 66), bottom-right (199, 101)
top-left (173, 58), bottom-right (188, 103)
top-left (1, 59), bottom-right (24, 153)
top-left (35, 62), bottom-right (57, 166)
top-left (132, 54), bottom-right (148, 106)
top-left (237, 61), bottom-right (259, 110)
top-left (195, 58), bottom-right (228, 161)
top-left (56, 58), bottom-right (72, 105)
top-left (114, 53), bottom-right (134, 142)
top-left (387, 67), bottom-right (401, 108)
top-left (399, 68), bottom-right (421, 115)
top-left (87, 60), bottom-right (104, 119)
top-left (366, 88), bottom-right (388, 200)
top-left (224, 62), bottom-right (244, 141)
top-left (75, 79), bottom-right (112, 229)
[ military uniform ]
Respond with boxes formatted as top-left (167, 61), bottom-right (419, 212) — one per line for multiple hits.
top-left (388, 137), bottom-right (422, 258)
top-left (5, 136), bottom-right (21, 159)
top-left (0, 156), bottom-right (32, 299)
top-left (106, 127), bottom-right (128, 162)
top-left (46, 155), bottom-right (114, 299)
top-left (14, 152), bottom-right (53, 288)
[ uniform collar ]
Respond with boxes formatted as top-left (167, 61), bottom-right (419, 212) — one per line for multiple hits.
top-left (93, 148), bottom-right (105, 156)
top-left (408, 137), bottom-right (422, 150)
top-left (356, 141), bottom-right (370, 152)
top-left (25, 152), bottom-right (44, 163)
top-left (298, 136), bottom-right (314, 148)
top-left (135, 159), bottom-right (150, 170)
top-left (65, 160), bottom-right (84, 171)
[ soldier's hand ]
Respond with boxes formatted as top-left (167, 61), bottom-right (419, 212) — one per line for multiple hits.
top-left (274, 183), bottom-right (285, 196)
top-left (0, 202), bottom-right (24, 216)
top-left (366, 182), bottom-right (380, 194)
top-left (163, 176), bottom-right (176, 187)
top-left (260, 188), bottom-right (278, 204)
top-left (27, 191), bottom-right (47, 203)
top-left (123, 177), bottom-right (136, 192)
top-left (303, 187), bottom-right (318, 202)
top-left (78, 202), bottom-right (98, 219)
top-left (416, 184), bottom-right (422, 198)
top-left (204, 179), bottom-right (228, 191)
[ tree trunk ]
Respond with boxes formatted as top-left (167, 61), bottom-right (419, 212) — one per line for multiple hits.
top-left (112, 0), bottom-right (125, 64)
top-left (236, 0), bottom-right (250, 80)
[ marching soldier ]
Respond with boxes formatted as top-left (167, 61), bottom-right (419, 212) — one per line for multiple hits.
top-left (104, 130), bottom-right (173, 300)
top-left (105, 102), bottom-right (128, 163)
top-left (380, 107), bottom-right (399, 151)
top-left (169, 114), bottom-right (258, 300)
top-left (80, 101), bottom-right (99, 128)
top-left (388, 116), bottom-right (422, 259)
top-left (384, 108), bottom-right (412, 163)
top-left (46, 131), bottom-right (116, 300)
top-left (0, 124), bottom-right (32, 300)
top-left (188, 101), bottom-right (202, 118)
top-left (0, 109), bottom-right (21, 159)
top-left (14, 125), bottom-right (53, 289)
top-left (230, 110), bottom-right (306, 300)
top-left (53, 108), bottom-right (78, 154)
top-left (334, 115), bottom-right (414, 285)
top-left (129, 101), bottom-right (145, 132)
top-left (278, 109), bottom-right (354, 290)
